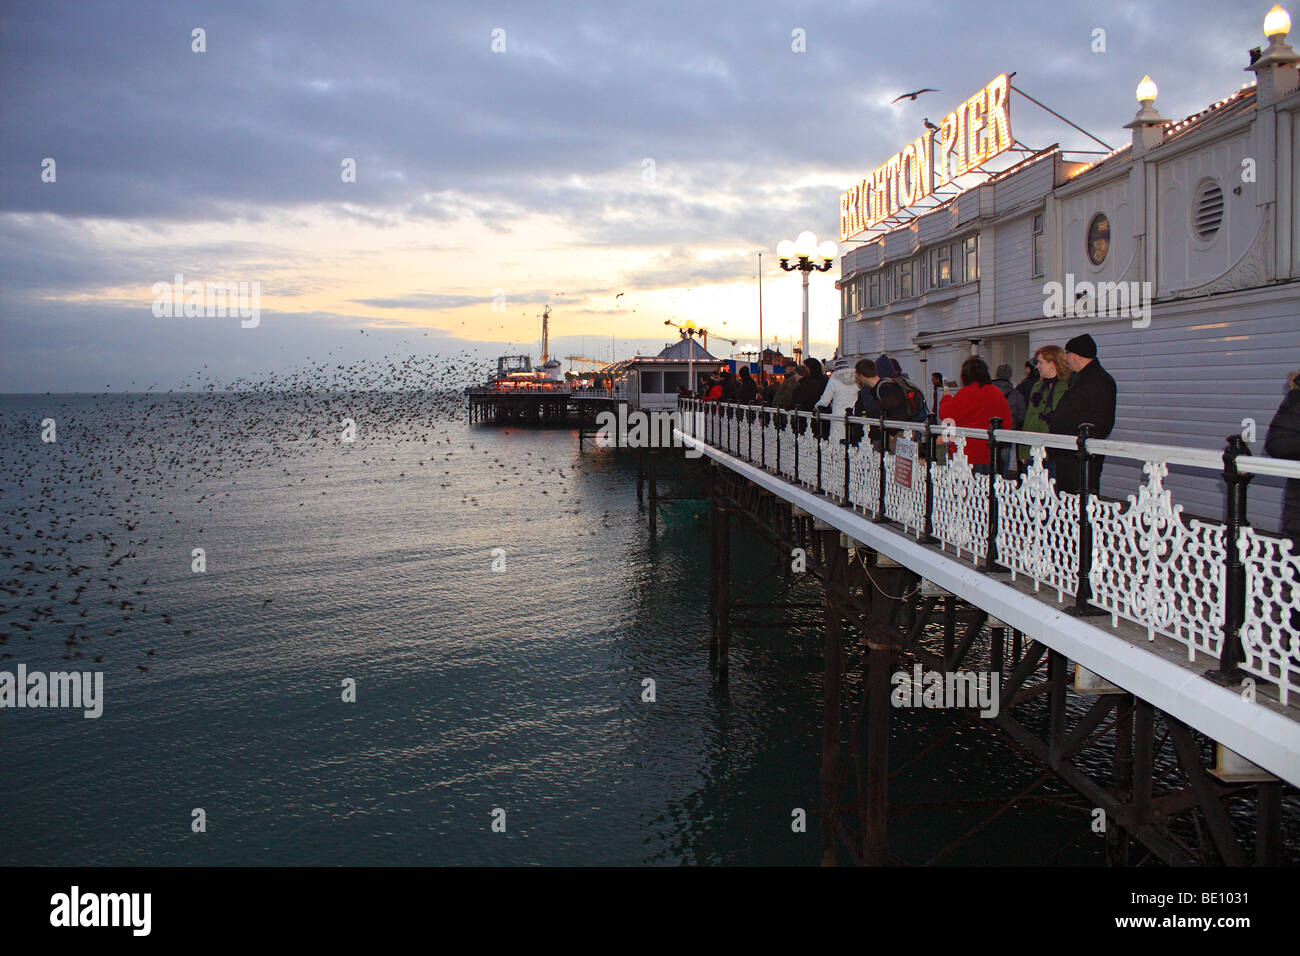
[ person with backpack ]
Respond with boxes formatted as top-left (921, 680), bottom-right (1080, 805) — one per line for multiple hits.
top-left (875, 354), bottom-right (929, 422)
top-left (853, 355), bottom-right (924, 447)
top-left (854, 359), bottom-right (880, 417)
top-left (938, 356), bottom-right (1013, 475)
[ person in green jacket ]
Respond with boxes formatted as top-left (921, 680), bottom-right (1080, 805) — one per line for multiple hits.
top-left (1018, 344), bottom-right (1072, 478)
top-left (772, 367), bottom-right (802, 409)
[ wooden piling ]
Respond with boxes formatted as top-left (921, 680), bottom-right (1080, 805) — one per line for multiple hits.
top-left (820, 529), bottom-right (845, 866)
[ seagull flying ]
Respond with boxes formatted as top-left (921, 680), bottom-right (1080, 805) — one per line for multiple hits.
top-left (893, 88), bottom-right (938, 103)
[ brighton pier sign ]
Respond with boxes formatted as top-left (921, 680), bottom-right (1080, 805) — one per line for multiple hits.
top-left (840, 74), bottom-right (1013, 241)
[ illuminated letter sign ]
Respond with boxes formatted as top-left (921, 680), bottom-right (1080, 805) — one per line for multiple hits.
top-left (840, 74), bottom-right (1013, 240)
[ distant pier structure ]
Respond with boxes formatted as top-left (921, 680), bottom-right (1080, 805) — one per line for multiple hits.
top-left (467, 387), bottom-right (572, 425)
top-left (467, 385), bottom-right (629, 427)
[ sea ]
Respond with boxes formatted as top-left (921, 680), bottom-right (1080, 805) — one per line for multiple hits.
top-left (0, 392), bottom-right (1288, 865)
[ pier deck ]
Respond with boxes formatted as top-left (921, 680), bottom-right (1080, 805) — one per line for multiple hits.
top-left (663, 398), bottom-right (1300, 865)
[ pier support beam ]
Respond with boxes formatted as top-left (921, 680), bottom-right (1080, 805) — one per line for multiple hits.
top-left (820, 529), bottom-right (845, 865)
top-left (864, 561), bottom-right (905, 866)
top-left (717, 495), bottom-right (731, 686)
top-left (648, 451), bottom-right (658, 536)
top-left (707, 467), bottom-right (731, 685)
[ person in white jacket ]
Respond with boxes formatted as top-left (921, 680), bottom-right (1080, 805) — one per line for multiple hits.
top-left (816, 358), bottom-right (859, 447)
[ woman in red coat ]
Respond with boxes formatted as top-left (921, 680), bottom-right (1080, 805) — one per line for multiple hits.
top-left (938, 356), bottom-right (1013, 474)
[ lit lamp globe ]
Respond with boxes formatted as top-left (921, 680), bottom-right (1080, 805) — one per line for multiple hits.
top-left (818, 239), bottom-right (838, 262)
top-left (1136, 75), bottom-right (1158, 105)
top-left (1265, 4), bottom-right (1291, 39)
top-left (776, 239), bottom-right (795, 261)
top-left (794, 231), bottom-right (818, 259)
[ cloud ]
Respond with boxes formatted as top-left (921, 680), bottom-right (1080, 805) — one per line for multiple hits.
top-left (0, 0), bottom-right (1276, 389)
top-left (353, 290), bottom-right (550, 310)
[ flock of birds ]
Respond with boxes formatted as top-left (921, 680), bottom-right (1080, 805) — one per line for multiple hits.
top-left (0, 345), bottom-right (565, 672)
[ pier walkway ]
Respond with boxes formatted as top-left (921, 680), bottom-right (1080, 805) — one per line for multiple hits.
top-left (674, 399), bottom-right (1300, 791)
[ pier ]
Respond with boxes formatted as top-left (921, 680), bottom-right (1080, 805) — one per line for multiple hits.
top-left (651, 398), bottom-right (1300, 865)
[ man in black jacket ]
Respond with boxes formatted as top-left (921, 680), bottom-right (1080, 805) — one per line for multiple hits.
top-left (1048, 333), bottom-right (1117, 494)
top-left (1015, 361), bottom-right (1038, 405)
top-left (792, 357), bottom-right (826, 411)
top-left (791, 357), bottom-right (827, 435)
top-left (1265, 370), bottom-right (1300, 548)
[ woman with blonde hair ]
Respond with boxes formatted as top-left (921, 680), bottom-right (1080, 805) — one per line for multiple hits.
top-left (1018, 345), bottom-right (1072, 478)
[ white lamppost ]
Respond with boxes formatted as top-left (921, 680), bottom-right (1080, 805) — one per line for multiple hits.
top-left (777, 231), bottom-right (837, 364)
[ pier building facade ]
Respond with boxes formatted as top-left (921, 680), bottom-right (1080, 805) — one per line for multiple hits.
top-left (838, 24), bottom-right (1300, 530)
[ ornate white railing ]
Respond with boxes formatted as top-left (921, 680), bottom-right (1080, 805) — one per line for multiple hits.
top-left (1239, 527), bottom-right (1300, 706)
top-left (676, 399), bottom-right (1300, 710)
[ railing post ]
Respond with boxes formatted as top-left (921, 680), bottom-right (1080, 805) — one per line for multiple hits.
top-left (984, 417), bottom-right (1004, 572)
top-left (785, 411), bottom-right (795, 486)
top-left (776, 409), bottom-right (782, 474)
top-left (843, 408), bottom-right (852, 503)
top-left (874, 410), bottom-right (888, 522)
top-left (815, 408), bottom-right (823, 491)
top-left (922, 414), bottom-right (936, 544)
top-left (1068, 423), bottom-right (1106, 616)
top-left (1215, 434), bottom-right (1253, 676)
top-left (748, 406), bottom-right (755, 463)
top-left (760, 408), bottom-right (766, 468)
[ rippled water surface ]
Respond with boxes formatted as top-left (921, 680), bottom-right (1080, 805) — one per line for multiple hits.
top-left (5, 393), bottom-right (1257, 865)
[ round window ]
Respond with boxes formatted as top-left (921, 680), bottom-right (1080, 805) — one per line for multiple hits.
top-left (1087, 213), bottom-right (1110, 266)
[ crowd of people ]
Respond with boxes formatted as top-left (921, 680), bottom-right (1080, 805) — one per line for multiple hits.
top-left (687, 338), bottom-right (1300, 541)
top-left (687, 333), bottom-right (1122, 494)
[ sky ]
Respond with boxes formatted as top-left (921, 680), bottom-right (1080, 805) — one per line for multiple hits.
top-left (0, 0), bottom-right (1281, 390)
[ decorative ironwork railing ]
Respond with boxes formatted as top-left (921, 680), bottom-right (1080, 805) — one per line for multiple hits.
top-left (676, 399), bottom-right (1300, 709)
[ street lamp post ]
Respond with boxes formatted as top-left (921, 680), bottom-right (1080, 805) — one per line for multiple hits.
top-left (777, 231), bottom-right (837, 366)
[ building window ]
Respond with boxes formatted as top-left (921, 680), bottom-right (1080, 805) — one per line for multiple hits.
top-left (963, 235), bottom-right (978, 282)
top-left (936, 245), bottom-right (951, 288)
top-left (1087, 212), bottom-right (1110, 265)
top-left (899, 260), bottom-right (913, 298)
top-left (847, 278), bottom-right (857, 314)
top-left (916, 253), bottom-right (928, 293)
top-left (1031, 214), bottom-right (1044, 277)
top-left (869, 273), bottom-right (881, 308)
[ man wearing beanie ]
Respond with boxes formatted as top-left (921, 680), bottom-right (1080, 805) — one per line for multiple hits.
top-left (1047, 333), bottom-right (1117, 493)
